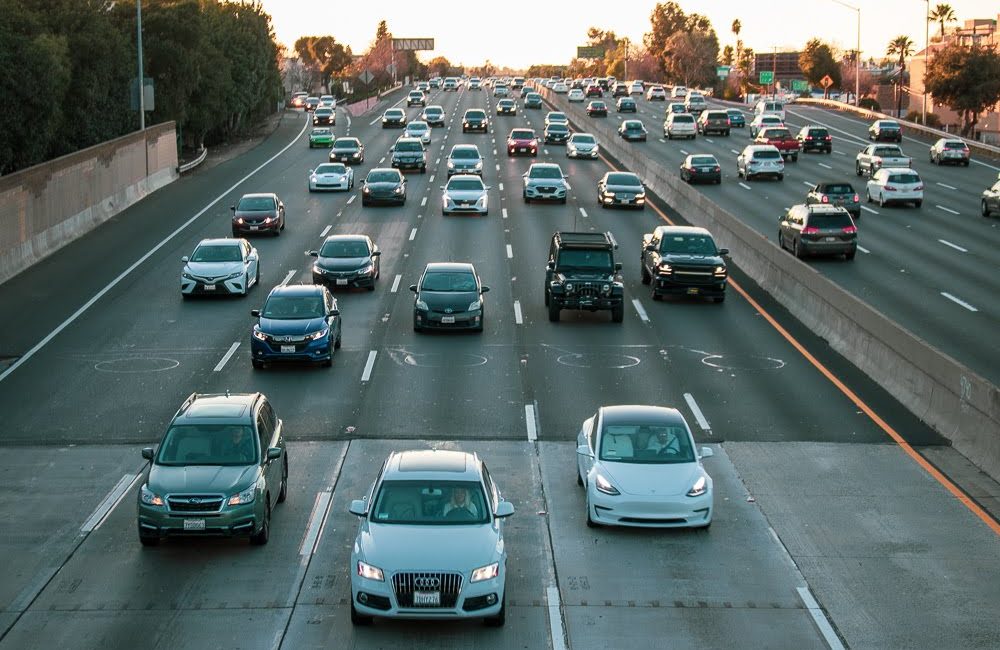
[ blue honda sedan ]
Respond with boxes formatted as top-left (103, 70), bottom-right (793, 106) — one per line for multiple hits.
top-left (250, 284), bottom-right (341, 368)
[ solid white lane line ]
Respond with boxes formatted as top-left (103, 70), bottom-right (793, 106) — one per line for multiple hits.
top-left (544, 149), bottom-right (549, 155)
top-left (936, 205), bottom-right (960, 215)
top-left (390, 274), bottom-right (402, 293)
top-left (319, 225), bottom-right (332, 237)
top-left (409, 227), bottom-right (417, 241)
top-left (730, 149), bottom-right (740, 155)
top-left (525, 404), bottom-right (538, 442)
top-left (82, 473), bottom-right (140, 533)
top-left (738, 182), bottom-right (752, 190)
top-left (857, 245), bottom-right (871, 254)
top-left (514, 300), bottom-right (523, 325)
top-left (420, 196), bottom-right (427, 207)
top-left (495, 164), bottom-right (500, 171)
top-left (941, 292), bottom-right (978, 312)
top-left (502, 208), bottom-right (508, 219)
top-left (361, 350), bottom-right (377, 381)
top-left (860, 205), bottom-right (878, 214)
top-left (299, 490), bottom-right (333, 556)
top-left (429, 174), bottom-right (435, 183)
top-left (213, 342), bottom-right (240, 372)
top-left (802, 181), bottom-right (814, 187)
top-left (279, 270), bottom-right (295, 286)
top-left (683, 393), bottom-right (711, 431)
top-left (579, 207), bottom-right (588, 218)
top-left (506, 244), bottom-right (513, 258)
top-left (546, 585), bottom-right (567, 650)
top-left (938, 239), bottom-right (968, 253)
top-left (632, 298), bottom-right (649, 322)
top-left (347, 195), bottom-right (355, 205)
top-left (797, 587), bottom-right (847, 650)
top-left (818, 162), bottom-right (832, 169)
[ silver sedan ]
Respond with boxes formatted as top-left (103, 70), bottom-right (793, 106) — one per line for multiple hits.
top-left (404, 120), bottom-right (432, 145)
top-left (441, 175), bottom-right (490, 216)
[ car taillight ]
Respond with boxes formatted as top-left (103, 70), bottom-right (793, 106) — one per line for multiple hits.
top-left (821, 195), bottom-right (829, 203)
top-left (726, 119), bottom-right (731, 125)
top-left (853, 194), bottom-right (859, 202)
top-left (825, 135), bottom-right (832, 140)
top-left (802, 226), bottom-right (821, 235)
top-left (884, 185), bottom-right (896, 191)
top-left (714, 166), bottom-right (720, 172)
top-left (842, 225), bottom-right (858, 235)
top-left (805, 136), bottom-right (813, 140)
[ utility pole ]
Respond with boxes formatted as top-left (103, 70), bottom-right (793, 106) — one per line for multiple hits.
top-left (137, 0), bottom-right (145, 130)
top-left (922, 0), bottom-right (929, 123)
top-left (623, 38), bottom-right (629, 81)
top-left (831, 0), bottom-right (861, 106)
top-left (772, 46), bottom-right (776, 98)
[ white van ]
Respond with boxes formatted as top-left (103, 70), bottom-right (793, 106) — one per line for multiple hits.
top-left (671, 86), bottom-right (688, 99)
top-left (754, 100), bottom-right (786, 121)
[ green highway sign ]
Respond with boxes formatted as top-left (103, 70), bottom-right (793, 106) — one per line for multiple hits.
top-left (577, 46), bottom-right (605, 59)
top-left (716, 65), bottom-right (731, 78)
top-left (792, 79), bottom-right (808, 91)
top-left (758, 71), bottom-right (774, 84)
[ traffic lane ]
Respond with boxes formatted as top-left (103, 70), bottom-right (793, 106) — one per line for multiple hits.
top-left (282, 439), bottom-right (554, 648)
top-left (538, 441), bottom-right (828, 650)
top-left (0, 441), bottom-right (347, 650)
top-left (727, 440), bottom-right (1000, 649)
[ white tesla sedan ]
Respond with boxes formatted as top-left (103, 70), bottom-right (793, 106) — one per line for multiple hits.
top-left (348, 450), bottom-right (514, 626)
top-left (180, 238), bottom-right (259, 297)
top-left (308, 162), bottom-right (354, 192)
top-left (576, 405), bottom-right (714, 528)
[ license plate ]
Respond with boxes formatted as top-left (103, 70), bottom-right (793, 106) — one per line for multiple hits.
top-left (687, 287), bottom-right (700, 295)
top-left (250, 226), bottom-right (259, 231)
top-left (414, 591), bottom-right (441, 606)
top-left (336, 278), bottom-right (348, 285)
top-left (183, 519), bottom-right (205, 531)
top-left (281, 345), bottom-right (296, 353)
top-left (824, 236), bottom-right (838, 242)
top-left (520, 148), bottom-right (526, 152)
top-left (441, 316), bottom-right (456, 324)
top-left (203, 284), bottom-right (215, 290)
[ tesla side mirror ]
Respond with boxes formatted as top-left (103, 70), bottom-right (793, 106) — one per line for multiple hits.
top-left (308, 250), bottom-right (318, 257)
top-left (141, 447), bottom-right (154, 460)
top-left (251, 309), bottom-right (261, 317)
top-left (700, 447), bottom-right (714, 459)
top-left (576, 444), bottom-right (594, 459)
top-left (409, 284), bottom-right (418, 292)
top-left (349, 499), bottom-right (368, 516)
top-left (494, 501), bottom-right (515, 518)
top-left (718, 248), bottom-right (730, 257)
top-left (267, 447), bottom-right (283, 461)
top-left (181, 256), bottom-right (189, 262)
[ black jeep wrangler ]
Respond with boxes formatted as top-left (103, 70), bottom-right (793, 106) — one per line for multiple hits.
top-left (545, 231), bottom-right (625, 322)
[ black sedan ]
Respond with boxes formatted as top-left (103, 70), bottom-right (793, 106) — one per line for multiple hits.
top-left (597, 171), bottom-right (646, 210)
top-left (310, 235), bottom-right (380, 290)
top-left (868, 120), bottom-right (902, 142)
top-left (410, 262), bottom-right (490, 332)
top-left (616, 97), bottom-right (637, 113)
top-left (679, 154), bottom-right (722, 184)
top-left (361, 168), bottom-right (406, 206)
top-left (544, 123), bottom-right (571, 144)
top-left (330, 137), bottom-right (365, 164)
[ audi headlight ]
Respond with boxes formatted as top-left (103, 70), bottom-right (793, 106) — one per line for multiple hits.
top-left (686, 476), bottom-right (707, 497)
top-left (595, 473), bottom-right (620, 495)
top-left (307, 327), bottom-right (330, 341)
top-left (140, 485), bottom-right (164, 506)
top-left (228, 486), bottom-right (255, 506)
top-left (471, 562), bottom-right (499, 582)
top-left (252, 327), bottom-right (267, 341)
top-left (357, 561), bottom-right (384, 582)
top-left (468, 299), bottom-right (481, 311)
top-left (415, 299), bottom-right (428, 311)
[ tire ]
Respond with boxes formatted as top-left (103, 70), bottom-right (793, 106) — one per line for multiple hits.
top-left (879, 193), bottom-right (886, 208)
top-left (250, 503), bottom-right (270, 545)
top-left (794, 239), bottom-right (805, 259)
top-left (277, 459), bottom-right (288, 503)
top-left (914, 200), bottom-right (922, 208)
top-left (585, 496), bottom-right (599, 528)
top-left (322, 346), bottom-right (333, 367)
top-left (577, 467), bottom-right (584, 486)
top-left (867, 190), bottom-right (873, 203)
top-left (350, 601), bottom-right (373, 626)
top-left (139, 529), bottom-right (160, 547)
top-left (252, 359), bottom-right (264, 369)
top-left (791, 154), bottom-right (798, 162)
top-left (778, 231), bottom-right (786, 251)
top-left (714, 294), bottom-right (726, 303)
top-left (640, 264), bottom-right (651, 285)
top-left (855, 164), bottom-right (862, 177)
top-left (484, 596), bottom-right (506, 627)
top-left (845, 249), bottom-right (856, 261)
top-left (560, 197), bottom-right (567, 204)
top-left (611, 305), bottom-right (624, 323)
top-left (548, 303), bottom-right (560, 322)
top-left (983, 200), bottom-right (991, 217)
top-left (241, 272), bottom-right (249, 296)
top-left (777, 174), bottom-right (783, 181)
top-left (544, 287), bottom-right (550, 306)
top-left (232, 229), bottom-right (239, 238)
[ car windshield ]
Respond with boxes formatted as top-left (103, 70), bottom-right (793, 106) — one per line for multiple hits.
top-left (727, 110), bottom-right (742, 116)
top-left (156, 424), bottom-right (258, 466)
top-left (191, 244), bottom-right (241, 263)
top-left (888, 173), bottom-right (920, 184)
top-left (572, 135), bottom-right (595, 143)
top-left (261, 295), bottom-right (325, 319)
top-left (367, 171), bottom-right (401, 183)
top-left (606, 173), bottom-right (640, 186)
top-left (315, 108), bottom-right (332, 115)
top-left (530, 167), bottom-right (563, 179)
top-left (407, 123), bottom-right (428, 132)
top-left (672, 115), bottom-right (694, 123)
top-left (809, 129), bottom-right (829, 136)
top-left (599, 424), bottom-right (695, 464)
top-left (874, 147), bottom-right (903, 156)
top-left (334, 139), bottom-right (359, 149)
top-left (762, 117), bottom-right (781, 124)
top-left (548, 113), bottom-right (566, 121)
top-left (548, 124), bottom-right (568, 132)
top-left (879, 121), bottom-right (900, 129)
top-left (320, 240), bottom-right (369, 257)
top-left (447, 179), bottom-right (485, 191)
top-left (558, 249), bottom-right (613, 269)
top-left (312, 128), bottom-right (331, 135)
top-left (466, 111), bottom-right (485, 119)
top-left (527, 93), bottom-right (540, 100)
top-left (452, 148), bottom-right (479, 159)
top-left (386, 110), bottom-right (403, 118)
top-left (763, 129), bottom-right (791, 138)
top-left (371, 480), bottom-right (490, 524)
top-left (590, 102), bottom-right (605, 108)
top-left (237, 197), bottom-right (274, 211)
top-left (421, 271), bottom-right (478, 292)
top-left (425, 108), bottom-right (442, 115)
top-left (754, 150), bottom-right (781, 160)
top-left (511, 130), bottom-right (534, 139)
top-left (821, 184), bottom-right (854, 194)
top-left (944, 141), bottom-right (966, 149)
top-left (690, 156), bottom-right (718, 166)
top-left (499, 100), bottom-right (514, 106)
top-left (315, 164), bottom-right (346, 175)
top-left (396, 141), bottom-right (422, 152)
top-left (809, 213), bottom-right (854, 228)
top-left (660, 234), bottom-right (717, 255)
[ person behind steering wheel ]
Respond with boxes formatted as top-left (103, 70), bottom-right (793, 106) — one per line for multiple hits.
top-left (645, 429), bottom-right (680, 456)
top-left (442, 486), bottom-right (479, 520)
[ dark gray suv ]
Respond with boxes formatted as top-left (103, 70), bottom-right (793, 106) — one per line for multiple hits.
top-left (778, 204), bottom-right (858, 260)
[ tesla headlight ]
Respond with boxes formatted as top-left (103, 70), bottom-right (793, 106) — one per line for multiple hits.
top-left (252, 327), bottom-right (267, 341)
top-left (415, 299), bottom-right (428, 311)
top-left (307, 327), bottom-right (330, 341)
top-left (595, 473), bottom-right (620, 495)
top-left (140, 485), bottom-right (164, 506)
top-left (471, 562), bottom-right (499, 582)
top-left (228, 486), bottom-right (255, 506)
top-left (686, 476), bottom-right (708, 497)
top-left (357, 561), bottom-right (384, 582)
top-left (468, 299), bottom-right (481, 311)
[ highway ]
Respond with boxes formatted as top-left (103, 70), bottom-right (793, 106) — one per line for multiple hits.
top-left (0, 83), bottom-right (998, 649)
top-left (543, 90), bottom-right (1000, 385)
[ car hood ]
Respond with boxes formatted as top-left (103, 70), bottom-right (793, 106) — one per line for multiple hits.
top-left (234, 208), bottom-right (277, 218)
top-left (600, 461), bottom-right (701, 496)
top-left (316, 256), bottom-right (369, 271)
top-left (606, 184), bottom-right (644, 194)
top-left (450, 159), bottom-right (481, 168)
top-left (570, 141), bottom-right (597, 149)
top-left (509, 138), bottom-right (536, 145)
top-left (357, 522), bottom-right (501, 572)
top-left (185, 261), bottom-right (244, 277)
top-left (258, 316), bottom-right (327, 335)
top-left (366, 182), bottom-right (402, 192)
top-left (332, 146), bottom-right (360, 154)
top-left (418, 290), bottom-right (479, 310)
top-left (314, 171), bottom-right (349, 180)
top-left (444, 189), bottom-right (487, 201)
top-left (394, 150), bottom-right (425, 159)
top-left (148, 463), bottom-right (259, 495)
top-left (557, 270), bottom-right (615, 281)
top-left (525, 177), bottom-right (566, 187)
top-left (660, 252), bottom-right (724, 265)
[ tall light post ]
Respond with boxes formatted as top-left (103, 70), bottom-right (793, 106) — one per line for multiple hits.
top-left (831, 0), bottom-right (861, 106)
top-left (137, 0), bottom-right (145, 130)
top-left (623, 37), bottom-right (629, 81)
top-left (922, 0), bottom-right (929, 123)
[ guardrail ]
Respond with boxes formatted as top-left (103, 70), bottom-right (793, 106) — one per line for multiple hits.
top-left (178, 147), bottom-right (208, 174)
top-left (539, 87), bottom-right (1000, 481)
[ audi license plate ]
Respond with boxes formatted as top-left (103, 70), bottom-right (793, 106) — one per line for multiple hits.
top-left (203, 284), bottom-right (215, 291)
top-left (687, 287), bottom-right (700, 295)
top-left (336, 279), bottom-right (348, 285)
top-left (281, 345), bottom-right (296, 353)
top-left (183, 519), bottom-right (205, 531)
top-left (413, 591), bottom-right (441, 606)
top-left (441, 316), bottom-right (456, 324)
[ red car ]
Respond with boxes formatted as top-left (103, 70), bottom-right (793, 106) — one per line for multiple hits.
top-left (506, 128), bottom-right (538, 157)
top-left (754, 127), bottom-right (801, 162)
top-left (585, 84), bottom-right (603, 97)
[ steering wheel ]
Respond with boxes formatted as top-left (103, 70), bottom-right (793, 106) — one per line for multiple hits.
top-left (445, 507), bottom-right (475, 521)
top-left (657, 446), bottom-right (679, 456)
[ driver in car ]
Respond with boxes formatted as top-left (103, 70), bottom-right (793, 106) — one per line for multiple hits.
top-left (645, 429), bottom-right (680, 455)
top-left (442, 486), bottom-right (478, 518)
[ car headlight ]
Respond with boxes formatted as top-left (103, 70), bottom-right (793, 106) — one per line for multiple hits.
top-left (357, 561), bottom-right (384, 582)
top-left (307, 327), bottom-right (330, 341)
top-left (601, 283), bottom-right (611, 294)
top-left (477, 196), bottom-right (487, 207)
top-left (686, 476), bottom-right (708, 497)
top-left (225, 271), bottom-right (243, 280)
top-left (363, 186), bottom-right (371, 193)
top-left (140, 485), bottom-right (164, 506)
top-left (595, 473), bottom-right (620, 495)
top-left (358, 263), bottom-right (374, 276)
top-left (415, 299), bottom-right (428, 311)
top-left (475, 161), bottom-right (483, 169)
top-left (471, 562), bottom-right (499, 582)
top-left (181, 271), bottom-right (195, 280)
top-left (394, 186), bottom-right (404, 194)
top-left (447, 161), bottom-right (455, 168)
top-left (227, 486), bottom-right (256, 506)
top-left (603, 190), bottom-right (615, 198)
top-left (468, 299), bottom-right (481, 311)
top-left (714, 266), bottom-right (727, 277)
top-left (252, 327), bottom-right (267, 341)
top-left (659, 263), bottom-right (672, 274)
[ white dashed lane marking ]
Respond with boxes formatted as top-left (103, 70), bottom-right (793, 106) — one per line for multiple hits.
top-left (938, 239), bottom-right (967, 252)
top-left (631, 299), bottom-right (649, 322)
top-left (514, 300), bottom-right (523, 325)
top-left (320, 225), bottom-right (331, 237)
top-left (940, 292), bottom-right (978, 312)
top-left (683, 393), bottom-right (711, 432)
top-left (409, 228), bottom-right (417, 241)
top-left (361, 350), bottom-right (378, 382)
top-left (213, 342), bottom-right (241, 372)
top-left (390, 274), bottom-right (402, 293)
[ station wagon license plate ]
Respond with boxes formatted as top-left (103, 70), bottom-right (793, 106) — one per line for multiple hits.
top-left (281, 345), bottom-right (296, 353)
top-left (336, 279), bottom-right (348, 285)
top-left (441, 316), bottom-right (456, 324)
top-left (183, 519), bottom-right (205, 531)
top-left (413, 591), bottom-right (441, 606)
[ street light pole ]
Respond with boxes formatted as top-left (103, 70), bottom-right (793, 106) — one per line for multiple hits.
top-left (623, 38), bottom-right (629, 81)
top-left (137, 0), bottom-right (145, 130)
top-left (922, 0), bottom-right (929, 123)
top-left (831, 0), bottom-right (861, 106)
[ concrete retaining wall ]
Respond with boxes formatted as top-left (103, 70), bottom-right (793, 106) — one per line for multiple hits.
top-left (0, 122), bottom-right (179, 285)
top-left (540, 88), bottom-right (1000, 480)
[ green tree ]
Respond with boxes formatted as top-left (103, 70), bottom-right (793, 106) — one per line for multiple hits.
top-left (886, 35), bottom-right (914, 117)
top-left (643, 3), bottom-right (716, 80)
top-left (720, 45), bottom-right (734, 66)
top-left (426, 56), bottom-right (452, 77)
top-left (661, 29), bottom-right (719, 87)
top-left (928, 4), bottom-right (956, 40)
top-left (925, 43), bottom-right (1000, 137)
top-left (294, 36), bottom-right (352, 93)
top-left (799, 39), bottom-right (841, 98)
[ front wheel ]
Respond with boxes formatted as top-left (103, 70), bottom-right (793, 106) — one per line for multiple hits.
top-left (548, 303), bottom-right (560, 322)
top-left (611, 305), bottom-right (624, 323)
top-left (350, 601), bottom-right (373, 626)
top-left (983, 200), bottom-right (991, 217)
top-left (139, 529), bottom-right (160, 547)
top-left (249, 503), bottom-right (270, 546)
top-left (640, 264), bottom-right (651, 285)
top-left (277, 459), bottom-right (288, 503)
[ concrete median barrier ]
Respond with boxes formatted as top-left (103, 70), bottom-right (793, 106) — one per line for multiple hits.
top-left (541, 87), bottom-right (1000, 481)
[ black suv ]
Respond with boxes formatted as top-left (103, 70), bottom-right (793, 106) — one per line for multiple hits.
top-left (640, 226), bottom-right (729, 302)
top-left (545, 231), bottom-right (625, 323)
top-left (797, 125), bottom-right (833, 153)
top-left (806, 182), bottom-right (861, 219)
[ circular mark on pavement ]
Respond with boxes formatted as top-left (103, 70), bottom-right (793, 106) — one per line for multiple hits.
top-left (94, 357), bottom-right (180, 373)
top-left (556, 353), bottom-right (641, 369)
top-left (401, 353), bottom-right (488, 368)
top-left (700, 353), bottom-right (785, 371)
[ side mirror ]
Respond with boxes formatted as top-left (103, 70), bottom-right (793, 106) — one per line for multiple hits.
top-left (439, 186), bottom-right (446, 190)
top-left (409, 284), bottom-right (418, 292)
top-left (267, 447), bottom-right (283, 461)
top-left (718, 248), bottom-right (730, 257)
top-left (247, 253), bottom-right (258, 261)
top-left (614, 262), bottom-right (622, 272)
top-left (576, 444), bottom-right (594, 459)
top-left (546, 261), bottom-right (555, 270)
top-left (181, 256), bottom-right (189, 263)
top-left (371, 250), bottom-right (381, 256)
top-left (644, 244), bottom-right (656, 252)
top-left (494, 501), bottom-right (515, 518)
top-left (481, 286), bottom-right (490, 293)
top-left (251, 309), bottom-right (261, 317)
top-left (141, 447), bottom-right (154, 460)
top-left (349, 499), bottom-right (368, 516)
top-left (329, 309), bottom-right (340, 317)
top-left (308, 250), bottom-right (318, 257)
top-left (308, 169), bottom-right (314, 174)
top-left (700, 447), bottom-right (714, 459)
top-left (230, 206), bottom-right (236, 211)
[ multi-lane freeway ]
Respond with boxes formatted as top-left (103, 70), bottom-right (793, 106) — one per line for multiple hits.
top-left (0, 82), bottom-right (998, 649)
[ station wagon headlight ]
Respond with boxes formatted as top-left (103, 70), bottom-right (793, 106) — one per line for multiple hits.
top-left (140, 485), bottom-right (164, 506)
top-left (357, 561), bottom-right (384, 582)
top-left (228, 486), bottom-right (255, 506)
top-left (471, 562), bottom-right (499, 582)
top-left (595, 473), bottom-right (620, 495)
top-left (686, 476), bottom-right (707, 497)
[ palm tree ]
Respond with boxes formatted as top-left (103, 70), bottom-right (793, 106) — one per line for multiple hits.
top-left (886, 35), bottom-right (915, 117)
top-left (928, 3), bottom-right (956, 40)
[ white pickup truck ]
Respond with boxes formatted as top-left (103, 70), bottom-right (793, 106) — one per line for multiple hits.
top-left (856, 144), bottom-right (911, 177)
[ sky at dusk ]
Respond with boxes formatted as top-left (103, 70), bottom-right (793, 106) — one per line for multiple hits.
top-left (259, 1), bottom-right (998, 69)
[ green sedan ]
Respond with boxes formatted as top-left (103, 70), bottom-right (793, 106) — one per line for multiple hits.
top-left (309, 127), bottom-right (334, 148)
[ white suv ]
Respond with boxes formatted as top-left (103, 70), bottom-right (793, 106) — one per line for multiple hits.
top-left (737, 144), bottom-right (785, 181)
top-left (348, 450), bottom-right (514, 626)
top-left (664, 113), bottom-right (697, 139)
